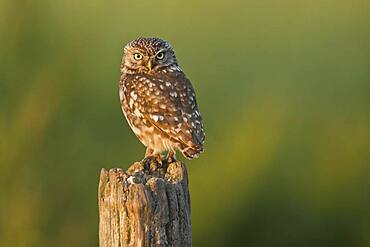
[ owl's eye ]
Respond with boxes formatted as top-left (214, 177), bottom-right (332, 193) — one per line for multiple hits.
top-left (156, 52), bottom-right (165, 60)
top-left (133, 53), bottom-right (143, 60)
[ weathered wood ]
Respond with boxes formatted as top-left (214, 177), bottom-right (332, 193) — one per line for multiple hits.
top-left (98, 159), bottom-right (191, 247)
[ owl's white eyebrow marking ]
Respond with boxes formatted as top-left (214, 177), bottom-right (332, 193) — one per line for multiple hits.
top-left (155, 49), bottom-right (167, 55)
top-left (130, 49), bottom-right (146, 54)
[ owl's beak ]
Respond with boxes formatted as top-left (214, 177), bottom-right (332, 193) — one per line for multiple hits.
top-left (146, 60), bottom-right (152, 72)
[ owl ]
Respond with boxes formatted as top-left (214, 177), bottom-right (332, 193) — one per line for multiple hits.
top-left (119, 37), bottom-right (205, 161)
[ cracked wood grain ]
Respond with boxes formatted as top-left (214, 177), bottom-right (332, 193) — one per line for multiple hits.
top-left (98, 159), bottom-right (191, 247)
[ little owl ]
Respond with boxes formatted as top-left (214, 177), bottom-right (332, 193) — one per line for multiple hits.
top-left (119, 37), bottom-right (205, 161)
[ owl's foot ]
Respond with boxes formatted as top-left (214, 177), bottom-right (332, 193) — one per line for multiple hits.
top-left (142, 155), bottom-right (161, 164)
top-left (166, 150), bottom-right (177, 164)
top-left (143, 148), bottom-right (162, 166)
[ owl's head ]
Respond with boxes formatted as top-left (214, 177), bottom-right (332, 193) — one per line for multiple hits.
top-left (121, 37), bottom-right (179, 74)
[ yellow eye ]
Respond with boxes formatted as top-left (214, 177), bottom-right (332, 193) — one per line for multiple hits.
top-left (133, 53), bottom-right (143, 60)
top-left (156, 52), bottom-right (165, 60)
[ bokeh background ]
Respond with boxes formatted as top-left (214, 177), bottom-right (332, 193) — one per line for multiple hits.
top-left (1, 0), bottom-right (369, 246)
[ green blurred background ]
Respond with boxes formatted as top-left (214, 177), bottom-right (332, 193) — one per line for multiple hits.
top-left (0, 0), bottom-right (369, 246)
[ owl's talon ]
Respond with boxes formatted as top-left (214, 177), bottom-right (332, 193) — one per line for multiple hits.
top-left (142, 154), bottom-right (162, 165)
top-left (142, 157), bottom-right (151, 166)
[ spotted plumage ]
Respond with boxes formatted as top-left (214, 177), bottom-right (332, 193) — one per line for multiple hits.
top-left (119, 37), bottom-right (205, 160)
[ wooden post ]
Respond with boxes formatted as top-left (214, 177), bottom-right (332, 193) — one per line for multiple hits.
top-left (98, 159), bottom-right (191, 247)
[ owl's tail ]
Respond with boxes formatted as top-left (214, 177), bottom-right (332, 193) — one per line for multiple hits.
top-left (180, 145), bottom-right (203, 159)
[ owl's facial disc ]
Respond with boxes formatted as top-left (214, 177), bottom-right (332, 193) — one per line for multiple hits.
top-left (122, 38), bottom-right (178, 74)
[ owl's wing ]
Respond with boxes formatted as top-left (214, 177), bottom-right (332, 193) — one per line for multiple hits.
top-left (138, 72), bottom-right (205, 157)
